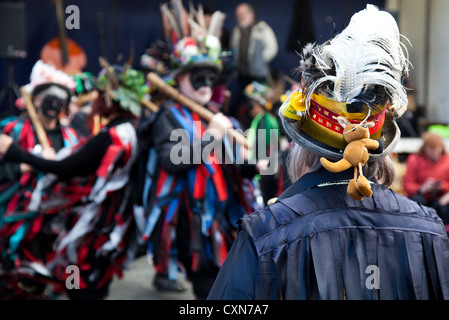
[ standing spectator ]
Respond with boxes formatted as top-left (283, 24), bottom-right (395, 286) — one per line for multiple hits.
top-left (402, 131), bottom-right (449, 224)
top-left (230, 3), bottom-right (278, 122)
top-left (231, 3), bottom-right (278, 87)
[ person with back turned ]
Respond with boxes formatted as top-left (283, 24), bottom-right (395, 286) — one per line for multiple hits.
top-left (208, 5), bottom-right (449, 300)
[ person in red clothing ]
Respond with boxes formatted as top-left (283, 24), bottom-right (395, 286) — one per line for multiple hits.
top-left (403, 131), bottom-right (449, 224)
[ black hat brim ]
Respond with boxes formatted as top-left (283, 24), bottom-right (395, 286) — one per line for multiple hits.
top-left (171, 61), bottom-right (221, 79)
top-left (279, 111), bottom-right (401, 162)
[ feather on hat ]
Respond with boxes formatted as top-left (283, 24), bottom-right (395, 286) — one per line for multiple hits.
top-left (280, 4), bottom-right (410, 161)
top-left (301, 4), bottom-right (409, 116)
top-left (160, 0), bottom-right (226, 77)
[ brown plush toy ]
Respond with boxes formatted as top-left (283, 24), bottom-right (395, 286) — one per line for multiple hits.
top-left (320, 117), bottom-right (380, 201)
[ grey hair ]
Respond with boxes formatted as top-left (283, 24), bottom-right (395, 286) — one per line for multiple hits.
top-left (286, 143), bottom-right (396, 186)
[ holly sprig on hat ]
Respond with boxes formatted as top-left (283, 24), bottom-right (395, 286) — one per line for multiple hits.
top-left (96, 58), bottom-right (149, 116)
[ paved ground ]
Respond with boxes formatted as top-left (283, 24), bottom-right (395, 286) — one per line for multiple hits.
top-left (106, 255), bottom-right (195, 300)
top-left (59, 255), bottom-right (195, 300)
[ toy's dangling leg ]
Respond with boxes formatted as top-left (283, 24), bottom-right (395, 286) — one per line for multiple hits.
top-left (356, 162), bottom-right (373, 198)
top-left (320, 157), bottom-right (352, 173)
top-left (348, 167), bottom-right (363, 201)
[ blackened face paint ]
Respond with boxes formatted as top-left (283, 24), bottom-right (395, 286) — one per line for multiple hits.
top-left (40, 95), bottom-right (66, 119)
top-left (34, 85), bottom-right (69, 119)
top-left (189, 68), bottom-right (218, 90)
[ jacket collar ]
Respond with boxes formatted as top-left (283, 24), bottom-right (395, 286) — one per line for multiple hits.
top-left (278, 166), bottom-right (354, 200)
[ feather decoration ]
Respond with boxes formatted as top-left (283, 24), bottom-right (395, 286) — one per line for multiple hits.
top-left (160, 3), bottom-right (180, 43)
top-left (98, 56), bottom-right (119, 107)
top-left (160, 0), bottom-right (225, 68)
top-left (180, 0), bottom-right (190, 36)
top-left (299, 42), bottom-right (316, 68)
top-left (188, 17), bottom-right (204, 39)
top-left (299, 4), bottom-right (409, 118)
top-left (171, 0), bottom-right (189, 39)
top-left (188, 1), bottom-right (196, 21)
top-left (208, 10), bottom-right (226, 38)
top-left (196, 4), bottom-right (208, 36)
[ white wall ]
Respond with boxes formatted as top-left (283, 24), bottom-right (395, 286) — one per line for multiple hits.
top-left (396, 0), bottom-right (449, 125)
top-left (396, 0), bottom-right (427, 108)
top-left (427, 0), bottom-right (449, 124)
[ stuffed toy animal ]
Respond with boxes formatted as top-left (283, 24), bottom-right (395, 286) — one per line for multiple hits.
top-left (320, 117), bottom-right (381, 201)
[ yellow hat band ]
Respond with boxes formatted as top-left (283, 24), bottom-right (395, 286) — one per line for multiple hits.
top-left (280, 91), bottom-right (386, 150)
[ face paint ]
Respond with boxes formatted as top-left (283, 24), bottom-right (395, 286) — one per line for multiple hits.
top-left (34, 85), bottom-right (69, 119)
top-left (178, 71), bottom-right (215, 106)
top-left (40, 95), bottom-right (66, 119)
top-left (189, 68), bottom-right (218, 90)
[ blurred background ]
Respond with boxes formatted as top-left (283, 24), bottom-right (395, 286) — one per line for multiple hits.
top-left (1, 0), bottom-right (444, 134)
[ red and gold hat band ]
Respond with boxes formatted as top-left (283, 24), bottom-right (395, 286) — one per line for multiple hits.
top-left (280, 91), bottom-right (387, 150)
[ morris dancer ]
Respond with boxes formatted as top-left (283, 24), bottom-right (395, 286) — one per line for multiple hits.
top-left (0, 60), bottom-right (79, 299)
top-left (0, 61), bottom-right (147, 300)
top-left (141, 1), bottom-right (257, 299)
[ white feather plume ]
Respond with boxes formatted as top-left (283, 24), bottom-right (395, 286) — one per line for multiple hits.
top-left (208, 11), bottom-right (226, 38)
top-left (303, 4), bottom-right (410, 118)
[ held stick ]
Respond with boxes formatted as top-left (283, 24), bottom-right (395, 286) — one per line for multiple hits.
top-left (141, 98), bottom-right (159, 113)
top-left (20, 86), bottom-right (51, 150)
top-left (147, 72), bottom-right (250, 149)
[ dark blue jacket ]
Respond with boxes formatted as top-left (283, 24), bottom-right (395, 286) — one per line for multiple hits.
top-left (207, 167), bottom-right (449, 300)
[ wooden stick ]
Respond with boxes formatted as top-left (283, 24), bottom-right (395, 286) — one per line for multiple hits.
top-left (92, 114), bottom-right (102, 136)
top-left (20, 86), bottom-right (51, 150)
top-left (141, 99), bottom-right (159, 113)
top-left (147, 72), bottom-right (250, 148)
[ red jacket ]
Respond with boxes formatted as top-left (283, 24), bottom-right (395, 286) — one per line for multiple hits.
top-left (403, 153), bottom-right (449, 201)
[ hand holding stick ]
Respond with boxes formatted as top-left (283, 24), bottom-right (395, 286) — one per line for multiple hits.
top-left (20, 86), bottom-right (51, 150)
top-left (146, 72), bottom-right (250, 149)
